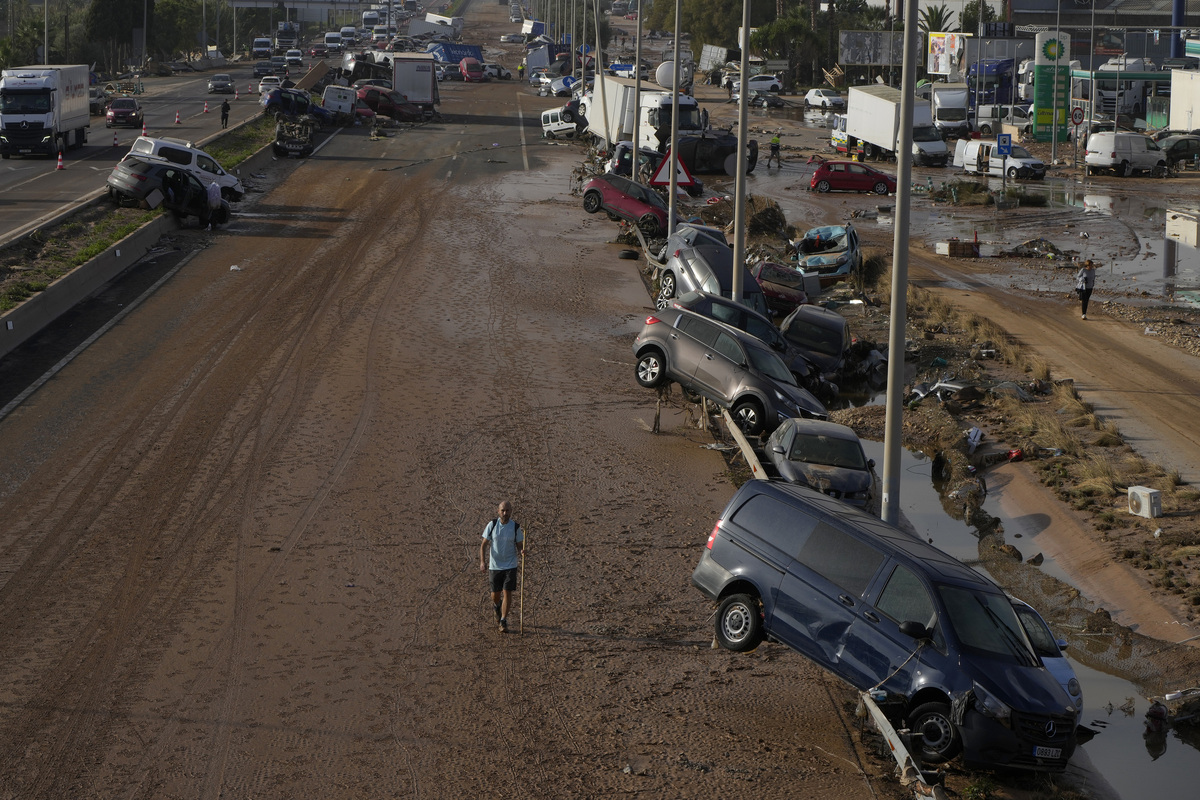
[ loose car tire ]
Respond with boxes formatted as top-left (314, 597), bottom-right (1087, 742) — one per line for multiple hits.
top-left (816, 180), bottom-right (831, 193)
top-left (582, 191), bottom-right (602, 213)
top-left (715, 594), bottom-right (764, 652)
top-left (873, 181), bottom-right (889, 195)
top-left (635, 350), bottom-right (666, 388)
top-left (909, 702), bottom-right (962, 763)
top-left (732, 398), bottom-right (765, 435)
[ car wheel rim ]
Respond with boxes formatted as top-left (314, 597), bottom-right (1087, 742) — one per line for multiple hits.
top-left (721, 602), bottom-right (752, 642)
top-left (637, 357), bottom-right (660, 383)
top-left (919, 714), bottom-right (955, 753)
top-left (660, 273), bottom-right (675, 298)
top-left (734, 405), bottom-right (758, 430)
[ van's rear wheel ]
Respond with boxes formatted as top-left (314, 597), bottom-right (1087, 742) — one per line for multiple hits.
top-left (909, 702), bottom-right (962, 763)
top-left (715, 594), bottom-right (764, 652)
top-left (980, 124), bottom-right (993, 135)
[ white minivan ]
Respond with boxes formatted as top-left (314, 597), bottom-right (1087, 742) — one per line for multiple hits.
top-left (540, 108), bottom-right (577, 139)
top-left (953, 138), bottom-right (1045, 179)
top-left (1084, 131), bottom-right (1166, 177)
top-left (323, 31), bottom-right (343, 54)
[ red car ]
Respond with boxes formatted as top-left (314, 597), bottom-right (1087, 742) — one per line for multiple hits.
top-left (310, 44), bottom-right (328, 58)
top-left (810, 160), bottom-right (896, 195)
top-left (750, 261), bottom-right (809, 315)
top-left (355, 86), bottom-right (423, 121)
top-left (105, 97), bottom-right (143, 128)
top-left (581, 174), bottom-right (669, 236)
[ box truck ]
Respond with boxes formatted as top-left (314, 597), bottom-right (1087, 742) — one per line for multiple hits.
top-left (835, 85), bottom-right (947, 166)
top-left (392, 53), bottom-right (440, 114)
top-left (0, 65), bottom-right (90, 157)
top-left (931, 83), bottom-right (970, 138)
top-left (585, 74), bottom-right (704, 152)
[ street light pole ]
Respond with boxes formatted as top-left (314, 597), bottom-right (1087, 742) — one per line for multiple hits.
top-left (1051, 1), bottom-right (1062, 164)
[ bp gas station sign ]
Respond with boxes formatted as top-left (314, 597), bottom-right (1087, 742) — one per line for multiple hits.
top-left (1032, 32), bottom-right (1069, 143)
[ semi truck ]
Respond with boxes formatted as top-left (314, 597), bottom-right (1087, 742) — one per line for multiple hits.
top-left (1096, 56), bottom-right (1155, 115)
top-left (391, 53), bottom-right (440, 114)
top-left (275, 22), bottom-right (300, 54)
top-left (0, 65), bottom-right (90, 157)
top-left (833, 85), bottom-right (947, 167)
top-left (967, 58), bottom-right (1015, 107)
top-left (585, 74), bottom-right (704, 152)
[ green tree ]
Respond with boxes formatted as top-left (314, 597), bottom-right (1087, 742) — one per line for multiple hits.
top-left (918, 3), bottom-right (956, 34)
top-left (960, 0), bottom-right (996, 37)
top-left (154, 0), bottom-right (201, 60)
top-left (644, 0), bottom-right (776, 50)
top-left (750, 9), bottom-right (818, 89)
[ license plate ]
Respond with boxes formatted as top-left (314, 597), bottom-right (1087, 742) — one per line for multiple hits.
top-left (1033, 746), bottom-right (1062, 759)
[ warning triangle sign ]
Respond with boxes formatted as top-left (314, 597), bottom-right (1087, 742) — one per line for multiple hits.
top-left (649, 148), bottom-right (696, 187)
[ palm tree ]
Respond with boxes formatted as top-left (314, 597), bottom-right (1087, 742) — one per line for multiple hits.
top-left (918, 3), bottom-right (957, 34)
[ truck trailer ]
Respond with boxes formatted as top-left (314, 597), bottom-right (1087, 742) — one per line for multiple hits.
top-left (0, 64), bottom-right (90, 157)
top-left (391, 53), bottom-right (440, 114)
top-left (585, 74), bottom-right (705, 152)
top-left (835, 85), bottom-right (947, 167)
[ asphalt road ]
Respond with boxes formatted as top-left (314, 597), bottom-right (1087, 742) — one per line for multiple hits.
top-left (0, 66), bottom-right (279, 244)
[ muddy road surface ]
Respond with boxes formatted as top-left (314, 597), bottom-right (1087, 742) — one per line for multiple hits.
top-left (0, 82), bottom-right (894, 798)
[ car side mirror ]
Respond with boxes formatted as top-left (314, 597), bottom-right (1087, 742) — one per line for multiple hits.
top-left (771, 445), bottom-right (785, 455)
top-left (899, 620), bottom-right (932, 642)
top-left (1056, 638), bottom-right (1069, 652)
top-left (867, 459), bottom-right (876, 469)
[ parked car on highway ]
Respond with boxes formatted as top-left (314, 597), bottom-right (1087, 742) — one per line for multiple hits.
top-left (669, 291), bottom-right (830, 398)
top-left (500, 33), bottom-right (525, 43)
top-left (692, 479), bottom-right (1078, 771)
top-left (207, 73), bottom-right (234, 94)
top-left (811, 160), bottom-right (895, 194)
top-left (803, 88), bottom-right (845, 110)
top-left (253, 61), bottom-right (275, 78)
top-left (750, 261), bottom-right (810, 315)
top-left (355, 86), bottom-right (423, 121)
top-left (105, 97), bottom-right (143, 128)
top-left (632, 309), bottom-right (827, 434)
top-left (258, 76), bottom-right (282, 93)
top-left (581, 174), bottom-right (669, 236)
top-left (125, 136), bottom-right (245, 201)
top-left (744, 90), bottom-right (784, 108)
top-left (778, 304), bottom-right (851, 382)
top-left (764, 418), bottom-right (875, 506)
top-left (655, 244), bottom-right (770, 318)
top-left (793, 224), bottom-right (862, 287)
top-left (107, 155), bottom-right (232, 226)
top-left (483, 63), bottom-right (513, 80)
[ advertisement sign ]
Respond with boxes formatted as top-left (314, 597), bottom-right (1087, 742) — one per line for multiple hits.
top-left (1032, 31), bottom-right (1069, 142)
top-left (927, 32), bottom-right (964, 77)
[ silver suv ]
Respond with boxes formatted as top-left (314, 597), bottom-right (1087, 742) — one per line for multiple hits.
top-left (632, 308), bottom-right (827, 434)
top-left (655, 242), bottom-right (769, 317)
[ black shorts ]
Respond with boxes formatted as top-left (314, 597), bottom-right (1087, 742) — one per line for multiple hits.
top-left (490, 567), bottom-right (518, 593)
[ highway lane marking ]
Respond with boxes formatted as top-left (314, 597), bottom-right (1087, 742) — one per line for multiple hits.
top-left (0, 248), bottom-right (204, 423)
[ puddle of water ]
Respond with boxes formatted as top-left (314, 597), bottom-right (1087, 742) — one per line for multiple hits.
top-left (857, 438), bottom-right (1200, 796)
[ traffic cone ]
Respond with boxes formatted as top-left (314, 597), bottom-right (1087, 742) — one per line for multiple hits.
top-left (174, 110), bottom-right (181, 124)
top-left (56, 150), bottom-right (64, 170)
top-left (234, 89), bottom-right (239, 101)
top-left (142, 122), bottom-right (147, 137)
top-left (249, 82), bottom-right (253, 93)
top-left (113, 133), bottom-right (118, 147)
top-left (203, 101), bottom-right (209, 113)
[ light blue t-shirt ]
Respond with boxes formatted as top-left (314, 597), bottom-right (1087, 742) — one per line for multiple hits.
top-left (483, 518), bottom-right (523, 570)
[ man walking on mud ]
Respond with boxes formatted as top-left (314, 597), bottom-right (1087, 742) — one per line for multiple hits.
top-left (480, 500), bottom-right (523, 633)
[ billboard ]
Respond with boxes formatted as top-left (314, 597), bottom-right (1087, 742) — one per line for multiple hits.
top-left (838, 31), bottom-right (905, 67)
top-left (927, 32), bottom-right (965, 77)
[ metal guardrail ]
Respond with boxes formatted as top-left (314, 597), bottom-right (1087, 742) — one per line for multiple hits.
top-left (858, 692), bottom-right (949, 800)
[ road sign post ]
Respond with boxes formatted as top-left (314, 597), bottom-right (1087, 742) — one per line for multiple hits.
top-left (1072, 106), bottom-right (1085, 169)
top-left (997, 134), bottom-right (1012, 192)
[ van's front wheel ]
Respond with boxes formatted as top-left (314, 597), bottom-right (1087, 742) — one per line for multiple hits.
top-left (715, 594), bottom-right (764, 652)
top-left (909, 702), bottom-right (962, 763)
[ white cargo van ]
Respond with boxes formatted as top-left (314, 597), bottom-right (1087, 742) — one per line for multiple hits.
top-left (953, 138), bottom-right (1045, 179)
top-left (1083, 131), bottom-right (1166, 176)
top-left (541, 108), bottom-right (577, 139)
top-left (324, 32), bottom-right (343, 53)
top-left (340, 26), bottom-right (359, 45)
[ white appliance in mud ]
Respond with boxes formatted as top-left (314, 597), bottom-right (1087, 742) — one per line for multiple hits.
top-left (1128, 486), bottom-right (1161, 518)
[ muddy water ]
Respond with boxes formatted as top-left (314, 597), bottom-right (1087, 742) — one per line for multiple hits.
top-left (858, 439), bottom-right (1200, 796)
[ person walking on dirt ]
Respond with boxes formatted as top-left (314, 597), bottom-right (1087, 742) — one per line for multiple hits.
top-left (1076, 260), bottom-right (1096, 319)
top-left (220, 99), bottom-right (230, 129)
top-left (768, 133), bottom-right (781, 168)
top-left (479, 500), bottom-right (523, 633)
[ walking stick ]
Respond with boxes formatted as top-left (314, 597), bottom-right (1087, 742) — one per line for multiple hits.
top-left (519, 527), bottom-right (526, 635)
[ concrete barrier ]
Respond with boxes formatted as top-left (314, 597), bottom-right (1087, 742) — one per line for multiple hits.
top-left (0, 214), bottom-right (174, 359)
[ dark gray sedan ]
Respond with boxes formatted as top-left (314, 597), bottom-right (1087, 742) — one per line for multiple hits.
top-left (764, 418), bottom-right (875, 507)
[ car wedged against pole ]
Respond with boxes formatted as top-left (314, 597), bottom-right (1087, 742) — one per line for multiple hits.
top-left (691, 480), bottom-right (1079, 772)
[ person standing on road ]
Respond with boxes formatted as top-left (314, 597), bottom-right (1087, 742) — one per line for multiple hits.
top-left (1076, 260), bottom-right (1096, 319)
top-left (220, 99), bottom-right (231, 129)
top-left (205, 180), bottom-right (222, 230)
top-left (768, 133), bottom-right (781, 168)
top-left (479, 501), bottom-right (523, 633)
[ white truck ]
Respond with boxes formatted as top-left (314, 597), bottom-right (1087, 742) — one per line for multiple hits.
top-left (931, 82), bottom-right (970, 139)
top-left (0, 65), bottom-right (90, 158)
top-left (837, 85), bottom-right (947, 167)
top-left (391, 53), bottom-right (439, 114)
top-left (1097, 56), bottom-right (1154, 116)
top-left (585, 74), bottom-right (704, 152)
top-left (425, 13), bottom-right (464, 37)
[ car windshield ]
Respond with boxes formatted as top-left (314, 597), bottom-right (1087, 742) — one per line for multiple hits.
top-left (939, 108), bottom-right (968, 122)
top-left (757, 263), bottom-right (805, 289)
top-left (213, 74), bottom-right (230, 81)
top-left (788, 434), bottom-right (866, 469)
top-left (112, 99), bottom-right (135, 109)
top-left (1010, 145), bottom-right (1033, 159)
top-left (783, 316), bottom-right (845, 357)
top-left (1012, 604), bottom-right (1061, 660)
top-left (745, 343), bottom-right (797, 385)
top-left (913, 126), bottom-right (942, 142)
top-left (939, 585), bottom-right (1038, 665)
